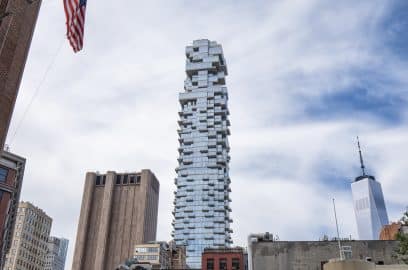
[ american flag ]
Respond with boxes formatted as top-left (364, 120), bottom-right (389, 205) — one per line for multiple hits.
top-left (63, 0), bottom-right (87, 52)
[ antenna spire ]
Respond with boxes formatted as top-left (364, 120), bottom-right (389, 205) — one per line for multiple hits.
top-left (357, 136), bottom-right (366, 176)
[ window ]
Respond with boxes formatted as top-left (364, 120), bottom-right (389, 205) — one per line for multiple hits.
top-left (146, 255), bottom-right (158, 260)
top-left (0, 167), bottom-right (8, 182)
top-left (116, 175), bottom-right (121, 184)
top-left (232, 258), bottom-right (240, 270)
top-left (220, 258), bottom-right (227, 270)
top-left (95, 176), bottom-right (101, 185)
top-left (123, 174), bottom-right (128, 184)
top-left (206, 259), bottom-right (214, 270)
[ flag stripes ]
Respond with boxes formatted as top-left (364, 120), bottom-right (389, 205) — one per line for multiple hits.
top-left (63, 0), bottom-right (87, 52)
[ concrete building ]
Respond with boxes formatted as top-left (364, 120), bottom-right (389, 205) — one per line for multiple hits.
top-left (44, 236), bottom-right (69, 270)
top-left (72, 169), bottom-right (160, 270)
top-left (0, 151), bottom-right (25, 268)
top-left (324, 259), bottom-right (375, 270)
top-left (173, 39), bottom-right (233, 268)
top-left (248, 234), bottom-right (399, 270)
top-left (202, 247), bottom-right (245, 270)
top-left (134, 242), bottom-right (171, 269)
top-left (115, 257), bottom-right (153, 270)
top-left (351, 138), bottom-right (389, 240)
top-left (133, 241), bottom-right (187, 270)
top-left (4, 201), bottom-right (52, 270)
top-left (168, 240), bottom-right (187, 270)
top-left (0, 0), bottom-right (42, 151)
top-left (323, 259), bottom-right (408, 270)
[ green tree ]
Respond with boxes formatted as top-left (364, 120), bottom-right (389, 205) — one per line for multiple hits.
top-left (396, 210), bottom-right (408, 264)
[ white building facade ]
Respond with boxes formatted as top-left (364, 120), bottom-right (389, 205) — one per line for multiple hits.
top-left (351, 175), bottom-right (389, 240)
top-left (172, 39), bottom-right (233, 268)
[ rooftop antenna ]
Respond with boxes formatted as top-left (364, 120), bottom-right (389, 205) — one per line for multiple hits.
top-left (357, 136), bottom-right (366, 176)
top-left (332, 198), bottom-right (344, 260)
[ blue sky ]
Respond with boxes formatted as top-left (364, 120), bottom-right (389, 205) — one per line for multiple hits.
top-left (5, 1), bottom-right (408, 269)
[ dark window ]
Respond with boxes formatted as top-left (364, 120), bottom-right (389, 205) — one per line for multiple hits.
top-left (136, 176), bottom-right (141, 184)
top-left (116, 175), bottom-right (121, 184)
top-left (0, 191), bottom-right (3, 201)
top-left (102, 175), bottom-right (106, 185)
top-left (220, 258), bottom-right (227, 270)
top-left (377, 261), bottom-right (384, 265)
top-left (232, 258), bottom-right (240, 270)
top-left (193, 47), bottom-right (199, 52)
top-left (0, 167), bottom-right (7, 182)
top-left (130, 176), bottom-right (135, 184)
top-left (95, 176), bottom-right (101, 185)
top-left (207, 259), bottom-right (214, 270)
top-left (123, 174), bottom-right (128, 184)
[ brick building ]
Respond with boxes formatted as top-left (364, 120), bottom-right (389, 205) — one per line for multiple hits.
top-left (380, 223), bottom-right (408, 240)
top-left (380, 223), bottom-right (403, 240)
top-left (0, 0), bottom-right (42, 150)
top-left (202, 247), bottom-right (245, 270)
top-left (0, 151), bottom-right (25, 268)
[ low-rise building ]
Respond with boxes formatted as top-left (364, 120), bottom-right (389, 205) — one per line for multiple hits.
top-left (168, 240), bottom-right (186, 269)
top-left (115, 258), bottom-right (152, 270)
top-left (323, 259), bottom-right (408, 270)
top-left (133, 241), bottom-right (187, 270)
top-left (202, 247), bottom-right (245, 270)
top-left (134, 242), bottom-right (171, 269)
top-left (380, 223), bottom-right (408, 240)
top-left (249, 233), bottom-right (399, 270)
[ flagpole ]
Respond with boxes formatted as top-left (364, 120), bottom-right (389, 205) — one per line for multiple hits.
top-left (333, 198), bottom-right (344, 260)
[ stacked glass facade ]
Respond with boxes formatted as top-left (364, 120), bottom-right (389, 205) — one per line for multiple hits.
top-left (172, 39), bottom-right (233, 268)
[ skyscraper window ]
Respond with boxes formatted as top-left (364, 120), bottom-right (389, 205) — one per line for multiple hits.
top-left (172, 40), bottom-right (233, 268)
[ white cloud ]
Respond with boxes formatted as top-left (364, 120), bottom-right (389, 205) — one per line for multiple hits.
top-left (5, 1), bottom-right (408, 269)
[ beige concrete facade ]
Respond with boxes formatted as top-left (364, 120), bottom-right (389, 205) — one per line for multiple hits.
top-left (251, 240), bottom-right (399, 270)
top-left (324, 260), bottom-right (375, 270)
top-left (324, 260), bottom-right (408, 270)
top-left (72, 169), bottom-right (160, 270)
top-left (377, 266), bottom-right (408, 270)
top-left (0, 0), bottom-right (42, 151)
top-left (4, 201), bottom-right (52, 270)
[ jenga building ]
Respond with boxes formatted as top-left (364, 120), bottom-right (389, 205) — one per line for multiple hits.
top-left (0, 0), bottom-right (42, 151)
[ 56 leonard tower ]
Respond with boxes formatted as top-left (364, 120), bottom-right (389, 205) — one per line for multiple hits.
top-left (172, 39), bottom-right (233, 268)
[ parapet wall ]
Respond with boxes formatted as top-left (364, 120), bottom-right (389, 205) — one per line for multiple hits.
top-left (251, 240), bottom-right (399, 270)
